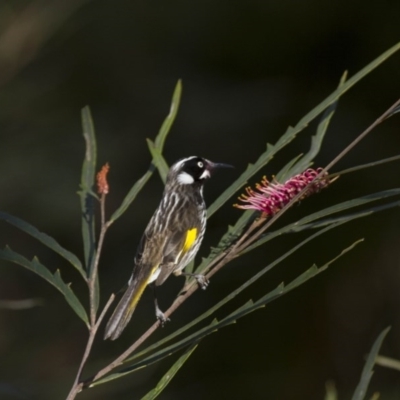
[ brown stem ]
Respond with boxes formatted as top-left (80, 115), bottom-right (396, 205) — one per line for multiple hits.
top-left (66, 294), bottom-right (115, 400)
top-left (81, 217), bottom-right (267, 387)
top-left (66, 191), bottom-right (113, 399)
top-left (78, 99), bottom-right (400, 391)
top-left (234, 98), bottom-right (400, 254)
top-left (88, 193), bottom-right (109, 325)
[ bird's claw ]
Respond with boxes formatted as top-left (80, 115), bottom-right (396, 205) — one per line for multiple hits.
top-left (195, 274), bottom-right (210, 290)
top-left (156, 308), bottom-right (170, 327)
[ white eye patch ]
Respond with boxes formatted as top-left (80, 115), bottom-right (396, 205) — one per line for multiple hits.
top-left (197, 161), bottom-right (204, 168)
top-left (177, 172), bottom-right (195, 185)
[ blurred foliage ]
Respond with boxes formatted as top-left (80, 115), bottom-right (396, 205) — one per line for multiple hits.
top-left (0, 1), bottom-right (400, 400)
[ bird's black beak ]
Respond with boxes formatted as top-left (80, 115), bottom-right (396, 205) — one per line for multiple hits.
top-left (208, 161), bottom-right (234, 171)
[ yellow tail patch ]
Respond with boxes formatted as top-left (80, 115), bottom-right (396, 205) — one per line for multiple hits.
top-left (127, 264), bottom-right (160, 313)
top-left (183, 228), bottom-right (197, 253)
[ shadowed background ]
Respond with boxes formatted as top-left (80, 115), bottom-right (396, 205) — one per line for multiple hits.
top-left (0, 1), bottom-right (400, 399)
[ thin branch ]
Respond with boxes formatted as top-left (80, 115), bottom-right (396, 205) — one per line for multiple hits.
top-left (329, 154), bottom-right (400, 178)
top-left (233, 98), bottom-right (400, 254)
top-left (66, 164), bottom-right (113, 399)
top-left (77, 99), bottom-right (400, 391)
top-left (88, 192), bottom-right (109, 325)
top-left (66, 294), bottom-right (115, 400)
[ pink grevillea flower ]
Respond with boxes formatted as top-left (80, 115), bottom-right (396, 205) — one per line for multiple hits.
top-left (234, 168), bottom-right (331, 215)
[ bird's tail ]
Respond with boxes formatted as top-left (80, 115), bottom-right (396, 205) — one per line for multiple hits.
top-left (104, 272), bottom-right (150, 340)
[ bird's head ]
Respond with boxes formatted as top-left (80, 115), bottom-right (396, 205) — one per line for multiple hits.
top-left (167, 156), bottom-right (232, 186)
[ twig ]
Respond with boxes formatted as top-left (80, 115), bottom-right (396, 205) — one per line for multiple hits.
top-left (76, 99), bottom-right (400, 391)
top-left (66, 168), bottom-right (112, 399)
top-left (88, 192), bottom-right (110, 325)
top-left (329, 154), bottom-right (400, 178)
top-left (234, 98), bottom-right (400, 254)
top-left (66, 294), bottom-right (115, 400)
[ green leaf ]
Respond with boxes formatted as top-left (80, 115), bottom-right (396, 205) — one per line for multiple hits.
top-left (110, 81), bottom-right (181, 223)
top-left (242, 189), bottom-right (400, 255)
top-left (110, 166), bottom-right (155, 223)
top-left (0, 246), bottom-right (89, 326)
top-left (79, 106), bottom-right (97, 272)
top-left (207, 42), bottom-right (400, 218)
top-left (352, 327), bottom-right (391, 400)
top-left (141, 343), bottom-right (198, 400)
top-left (333, 154), bottom-right (400, 178)
top-left (276, 71), bottom-right (347, 182)
top-left (127, 220), bottom-right (359, 365)
top-left (286, 199), bottom-right (400, 233)
top-left (283, 71), bottom-right (347, 180)
top-left (154, 80), bottom-right (182, 150)
top-left (218, 239), bottom-right (362, 325)
top-left (275, 153), bottom-right (304, 183)
top-left (194, 209), bottom-right (255, 275)
top-left (119, 237), bottom-right (360, 379)
top-left (0, 212), bottom-right (86, 280)
top-left (147, 139), bottom-right (169, 184)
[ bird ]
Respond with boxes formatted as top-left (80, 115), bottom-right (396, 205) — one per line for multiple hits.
top-left (104, 156), bottom-right (232, 340)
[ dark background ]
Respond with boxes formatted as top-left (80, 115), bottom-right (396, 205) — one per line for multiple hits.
top-left (0, 1), bottom-right (399, 399)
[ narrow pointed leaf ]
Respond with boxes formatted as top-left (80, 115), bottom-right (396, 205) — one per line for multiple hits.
top-left (352, 327), bottom-right (391, 400)
top-left (110, 166), bottom-right (155, 223)
top-left (196, 239), bottom-right (362, 339)
top-left (207, 42), bottom-right (400, 218)
top-left (0, 247), bottom-right (88, 326)
top-left (129, 220), bottom-right (357, 364)
top-left (194, 210), bottom-right (255, 275)
top-left (90, 234), bottom-right (355, 389)
top-left (242, 189), bottom-right (400, 254)
top-left (333, 154), bottom-right (400, 178)
top-left (275, 153), bottom-right (304, 183)
top-left (110, 81), bottom-right (181, 223)
top-left (154, 80), bottom-right (182, 150)
top-left (91, 321), bottom-right (218, 386)
top-left (147, 139), bottom-right (169, 183)
top-left (282, 71), bottom-right (347, 180)
top-left (53, 269), bottom-right (89, 326)
top-left (141, 343), bottom-right (198, 400)
top-left (122, 238), bottom-right (359, 378)
top-left (284, 239), bottom-right (363, 292)
top-left (0, 212), bottom-right (85, 279)
top-left (286, 200), bottom-right (400, 233)
top-left (79, 106), bottom-right (97, 272)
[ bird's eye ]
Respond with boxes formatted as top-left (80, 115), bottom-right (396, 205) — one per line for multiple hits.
top-left (197, 161), bottom-right (204, 168)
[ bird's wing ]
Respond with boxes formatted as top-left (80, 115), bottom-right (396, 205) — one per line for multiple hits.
top-left (155, 212), bottom-right (201, 285)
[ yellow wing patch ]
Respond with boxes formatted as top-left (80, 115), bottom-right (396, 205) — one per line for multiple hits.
top-left (183, 228), bottom-right (197, 253)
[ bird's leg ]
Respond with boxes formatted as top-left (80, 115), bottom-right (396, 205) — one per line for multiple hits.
top-left (152, 282), bottom-right (170, 326)
top-left (181, 272), bottom-right (209, 290)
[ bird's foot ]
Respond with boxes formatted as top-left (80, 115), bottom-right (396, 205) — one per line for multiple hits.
top-left (155, 307), bottom-right (170, 327)
top-left (182, 272), bottom-right (210, 290)
top-left (194, 274), bottom-right (209, 290)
